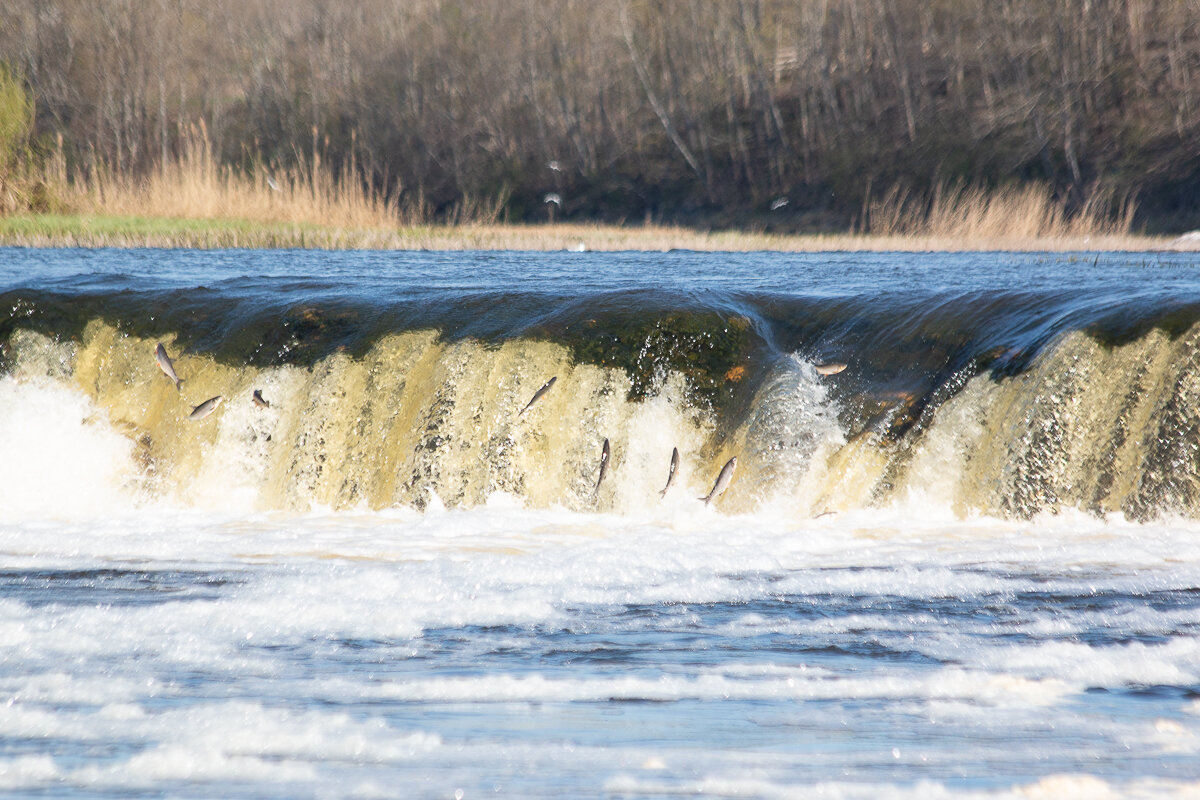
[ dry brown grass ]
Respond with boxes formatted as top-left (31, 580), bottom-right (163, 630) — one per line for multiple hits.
top-left (0, 217), bottom-right (1179, 252)
top-left (5, 132), bottom-right (1180, 251)
top-left (862, 181), bottom-right (1138, 240)
top-left (47, 124), bottom-right (403, 229)
top-left (430, 224), bottom-right (1174, 252)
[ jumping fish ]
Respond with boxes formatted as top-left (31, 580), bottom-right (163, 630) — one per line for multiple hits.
top-left (155, 343), bottom-right (183, 390)
top-left (815, 362), bottom-right (847, 376)
top-left (659, 446), bottom-right (679, 499)
top-left (699, 456), bottom-right (737, 506)
top-left (188, 395), bottom-right (223, 420)
top-left (594, 438), bottom-right (610, 497)
top-left (252, 389), bottom-right (270, 408)
top-left (518, 376), bottom-right (557, 416)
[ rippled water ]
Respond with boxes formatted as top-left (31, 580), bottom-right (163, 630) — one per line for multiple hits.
top-left (1, 248), bottom-right (1199, 798)
top-left (2, 507), bottom-right (1199, 798)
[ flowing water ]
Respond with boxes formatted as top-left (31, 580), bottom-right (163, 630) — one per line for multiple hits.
top-left (1, 247), bottom-right (1199, 798)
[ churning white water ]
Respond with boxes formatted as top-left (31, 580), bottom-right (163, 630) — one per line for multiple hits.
top-left (4, 247), bottom-right (1200, 797)
top-left (1, 376), bottom-right (1199, 798)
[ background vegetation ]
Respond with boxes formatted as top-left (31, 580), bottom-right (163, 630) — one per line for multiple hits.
top-left (1, 0), bottom-right (1197, 233)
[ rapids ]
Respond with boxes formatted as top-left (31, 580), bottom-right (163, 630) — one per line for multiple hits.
top-left (4, 248), bottom-right (1200, 519)
top-left (0, 247), bottom-right (1198, 798)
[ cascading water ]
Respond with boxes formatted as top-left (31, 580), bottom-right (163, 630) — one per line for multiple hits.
top-left (8, 294), bottom-right (1200, 520)
top-left (1, 247), bottom-right (1198, 799)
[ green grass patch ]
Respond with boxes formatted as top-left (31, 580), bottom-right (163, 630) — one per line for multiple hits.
top-left (0, 212), bottom-right (409, 249)
top-left (2, 212), bottom-right (326, 239)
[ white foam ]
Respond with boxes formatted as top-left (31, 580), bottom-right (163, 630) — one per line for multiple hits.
top-left (348, 667), bottom-right (1072, 707)
top-left (179, 368), bottom-right (291, 512)
top-left (15, 700), bottom-right (443, 790)
top-left (739, 353), bottom-right (847, 514)
top-left (0, 755), bottom-right (60, 789)
top-left (1, 436), bottom-right (1198, 797)
top-left (0, 377), bottom-right (139, 518)
top-left (980, 638), bottom-right (1200, 688)
top-left (603, 774), bottom-right (1200, 800)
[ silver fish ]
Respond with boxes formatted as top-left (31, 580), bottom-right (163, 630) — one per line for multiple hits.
top-left (659, 447), bottom-right (679, 499)
top-left (252, 389), bottom-right (270, 408)
top-left (155, 343), bottom-right (183, 390)
top-left (518, 376), bottom-right (557, 416)
top-left (188, 395), bottom-right (223, 420)
top-left (699, 456), bottom-right (737, 506)
top-left (594, 438), bottom-right (610, 496)
top-left (815, 362), bottom-right (847, 376)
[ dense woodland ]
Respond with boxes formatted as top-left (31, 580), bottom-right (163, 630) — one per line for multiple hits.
top-left (2, 0), bottom-right (1200, 230)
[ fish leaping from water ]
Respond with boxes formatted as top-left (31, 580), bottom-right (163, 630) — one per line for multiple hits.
top-left (188, 395), bottom-right (222, 420)
top-left (155, 343), bottom-right (183, 390)
top-left (700, 457), bottom-right (736, 506)
top-left (252, 389), bottom-right (270, 408)
top-left (659, 447), bottom-right (679, 499)
top-left (594, 438), bottom-right (610, 498)
top-left (815, 362), bottom-right (846, 376)
top-left (518, 376), bottom-right (557, 416)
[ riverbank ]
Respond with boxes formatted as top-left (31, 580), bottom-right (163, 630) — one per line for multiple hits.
top-left (0, 213), bottom-right (1187, 252)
